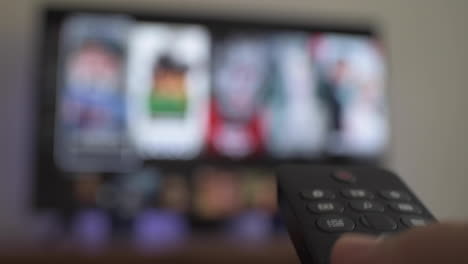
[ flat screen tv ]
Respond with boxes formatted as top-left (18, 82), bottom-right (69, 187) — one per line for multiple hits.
top-left (34, 7), bottom-right (388, 243)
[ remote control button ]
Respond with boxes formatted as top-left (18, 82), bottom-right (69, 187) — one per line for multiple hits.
top-left (316, 215), bottom-right (355, 233)
top-left (331, 170), bottom-right (356, 183)
top-left (360, 214), bottom-right (397, 231)
top-left (401, 216), bottom-right (433, 227)
top-left (341, 189), bottom-right (374, 199)
top-left (349, 200), bottom-right (384, 212)
top-left (300, 189), bottom-right (335, 200)
top-left (380, 190), bottom-right (411, 201)
top-left (308, 201), bottom-right (344, 214)
top-left (389, 202), bottom-right (422, 214)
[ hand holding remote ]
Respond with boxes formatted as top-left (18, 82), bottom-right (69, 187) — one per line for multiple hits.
top-left (278, 165), bottom-right (437, 264)
top-left (331, 222), bottom-right (468, 264)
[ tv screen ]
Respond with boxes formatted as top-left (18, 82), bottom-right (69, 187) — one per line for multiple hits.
top-left (35, 8), bottom-right (388, 244)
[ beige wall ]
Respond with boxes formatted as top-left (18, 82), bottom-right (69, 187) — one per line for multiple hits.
top-left (1, 0), bottom-right (468, 238)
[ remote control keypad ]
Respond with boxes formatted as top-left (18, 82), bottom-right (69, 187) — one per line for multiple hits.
top-left (299, 186), bottom-right (432, 233)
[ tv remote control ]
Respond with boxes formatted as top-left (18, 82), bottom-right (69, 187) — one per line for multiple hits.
top-left (277, 165), bottom-right (436, 264)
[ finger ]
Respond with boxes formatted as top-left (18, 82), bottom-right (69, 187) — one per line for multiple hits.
top-left (331, 222), bottom-right (468, 264)
top-left (330, 234), bottom-right (380, 264)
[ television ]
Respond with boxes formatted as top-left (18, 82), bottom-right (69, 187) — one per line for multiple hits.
top-left (34, 7), bottom-right (388, 244)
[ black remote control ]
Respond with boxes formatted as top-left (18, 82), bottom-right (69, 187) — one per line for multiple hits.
top-left (277, 165), bottom-right (436, 264)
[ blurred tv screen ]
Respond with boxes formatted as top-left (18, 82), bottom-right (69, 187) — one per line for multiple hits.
top-left (34, 8), bottom-right (388, 245)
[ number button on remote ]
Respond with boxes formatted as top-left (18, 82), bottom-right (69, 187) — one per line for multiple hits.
top-left (341, 189), bottom-right (374, 199)
top-left (350, 200), bottom-right (384, 212)
top-left (380, 190), bottom-right (411, 201)
top-left (316, 215), bottom-right (355, 233)
top-left (300, 189), bottom-right (335, 200)
top-left (308, 201), bottom-right (344, 214)
top-left (360, 214), bottom-right (397, 231)
top-left (389, 202), bottom-right (422, 214)
top-left (401, 216), bottom-right (433, 227)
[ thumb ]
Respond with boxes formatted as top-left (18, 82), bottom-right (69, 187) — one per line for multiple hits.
top-left (330, 222), bottom-right (468, 264)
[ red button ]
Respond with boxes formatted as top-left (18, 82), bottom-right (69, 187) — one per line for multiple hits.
top-left (332, 170), bottom-right (356, 183)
